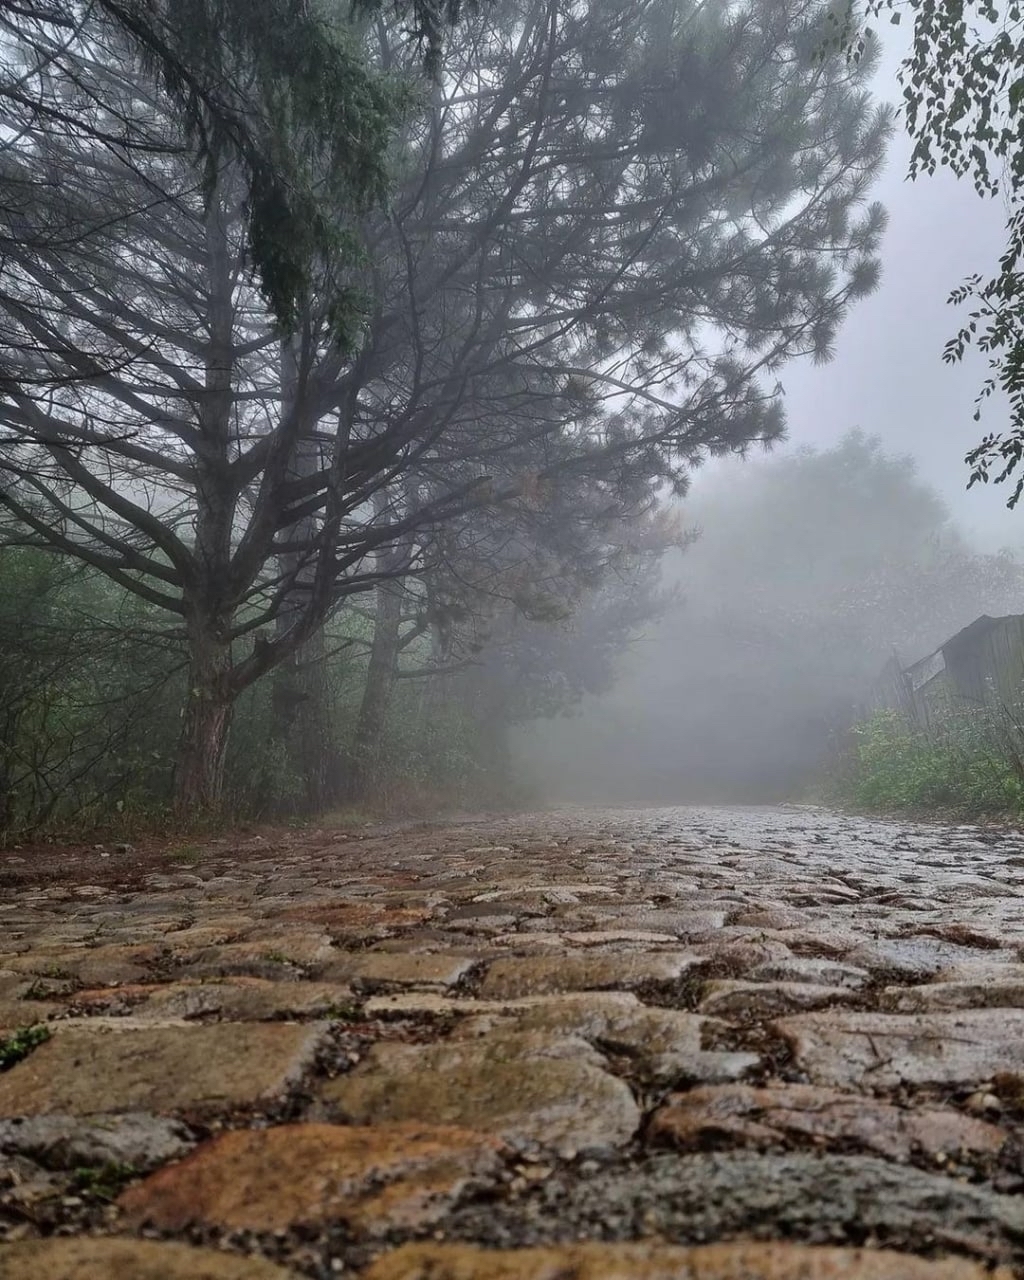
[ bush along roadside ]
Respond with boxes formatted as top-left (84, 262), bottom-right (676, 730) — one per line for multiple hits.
top-left (830, 706), bottom-right (1024, 819)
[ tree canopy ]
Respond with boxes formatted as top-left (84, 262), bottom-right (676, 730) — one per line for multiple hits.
top-left (0, 0), bottom-right (890, 813)
top-left (0, 0), bottom-right (441, 331)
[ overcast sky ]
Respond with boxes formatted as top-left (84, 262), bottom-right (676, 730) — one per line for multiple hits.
top-left (715, 31), bottom-right (1019, 552)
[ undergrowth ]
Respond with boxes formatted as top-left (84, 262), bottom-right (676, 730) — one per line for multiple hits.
top-left (0, 1023), bottom-right (50, 1070)
top-left (832, 707), bottom-right (1024, 818)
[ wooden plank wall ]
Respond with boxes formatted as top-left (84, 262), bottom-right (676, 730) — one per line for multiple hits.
top-left (863, 615), bottom-right (1024, 726)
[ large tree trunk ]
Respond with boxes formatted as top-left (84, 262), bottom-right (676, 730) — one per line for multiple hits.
top-left (348, 580), bottom-right (403, 803)
top-left (270, 629), bottom-right (340, 814)
top-left (172, 195), bottom-right (239, 821)
top-left (174, 623), bottom-right (233, 818)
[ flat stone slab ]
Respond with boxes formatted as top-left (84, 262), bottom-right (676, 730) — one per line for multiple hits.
top-left (561, 931), bottom-right (680, 946)
top-left (282, 903), bottom-right (435, 933)
top-left (702, 938), bottom-right (795, 970)
top-left (0, 976), bottom-right (38, 1000)
top-left (0, 1022), bottom-right (326, 1117)
top-left (0, 1111), bottom-right (194, 1170)
top-left (444, 911), bottom-right (520, 934)
top-left (459, 1152), bottom-right (1024, 1261)
top-left (754, 928), bottom-right (868, 958)
top-left (0, 998), bottom-right (62, 1030)
top-left (882, 979), bottom-right (1024, 1012)
top-left (774, 1009), bottom-right (1024, 1088)
top-left (698, 981), bottom-right (858, 1017)
top-left (0, 1238), bottom-right (297, 1278)
top-left (732, 906), bottom-right (815, 929)
top-left (127, 978), bottom-right (355, 1020)
top-left (490, 933), bottom-right (573, 951)
top-left (747, 958), bottom-right (870, 990)
top-left (362, 1242), bottom-right (1010, 1279)
top-left (159, 918), bottom-right (254, 948)
top-left (845, 938), bottom-right (1018, 980)
top-left (460, 996), bottom-right (758, 1083)
top-left (649, 1083), bottom-right (1007, 1162)
top-left (478, 953), bottom-right (700, 999)
top-left (322, 1031), bottom-right (640, 1155)
top-left (587, 908), bottom-right (729, 938)
top-left (320, 952), bottom-right (479, 987)
top-left (2, 944), bottom-right (156, 985)
top-left (362, 991), bottom-right (642, 1018)
top-left (176, 935), bottom-right (334, 977)
top-left (933, 961), bottom-right (1024, 983)
top-left (119, 1122), bottom-right (505, 1235)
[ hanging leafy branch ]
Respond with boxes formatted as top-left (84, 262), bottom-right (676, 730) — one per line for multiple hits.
top-left (1, 0), bottom-right (465, 333)
top-left (842, 0), bottom-right (1024, 505)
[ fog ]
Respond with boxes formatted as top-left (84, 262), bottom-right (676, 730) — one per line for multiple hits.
top-left (515, 433), bottom-right (1024, 805)
top-left (775, 31), bottom-right (1018, 553)
top-left (4, 0), bottom-right (1024, 828)
top-left (515, 32), bottom-right (1024, 807)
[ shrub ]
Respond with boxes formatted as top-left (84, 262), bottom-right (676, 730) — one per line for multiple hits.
top-left (834, 706), bottom-right (1024, 816)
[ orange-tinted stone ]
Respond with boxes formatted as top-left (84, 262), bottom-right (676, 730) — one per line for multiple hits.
top-left (119, 1122), bottom-right (505, 1235)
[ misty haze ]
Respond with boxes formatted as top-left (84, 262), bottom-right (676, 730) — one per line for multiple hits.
top-left (5, 0), bottom-right (1024, 1275)
top-left (518, 432), bottom-right (1024, 807)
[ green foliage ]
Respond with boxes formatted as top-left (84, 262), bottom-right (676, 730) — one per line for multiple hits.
top-left (166, 844), bottom-right (203, 866)
top-left (375, 689), bottom-right (495, 807)
top-left (323, 1001), bottom-right (364, 1020)
top-left (835, 708), bottom-right (1024, 816)
top-left (0, 550), bottom-right (184, 841)
top-left (0, 551), bottom-right (522, 835)
top-left (70, 1161), bottom-right (137, 1200)
top-left (841, 0), bottom-right (1024, 505)
top-left (0, 1024), bottom-right (50, 1071)
top-left (85, 0), bottom-right (441, 334)
top-left (8, 437), bottom-right (1021, 832)
top-left (226, 701), bottom-right (310, 817)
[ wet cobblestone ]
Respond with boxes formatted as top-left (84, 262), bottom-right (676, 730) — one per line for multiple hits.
top-left (2, 804), bottom-right (1024, 1277)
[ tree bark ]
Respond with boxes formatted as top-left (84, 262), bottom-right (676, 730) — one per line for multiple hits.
top-left (174, 622), bottom-right (233, 818)
top-left (171, 193), bottom-right (239, 821)
top-left (348, 580), bottom-right (403, 803)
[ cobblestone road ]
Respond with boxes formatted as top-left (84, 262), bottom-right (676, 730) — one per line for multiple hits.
top-left (3, 805), bottom-right (1024, 1278)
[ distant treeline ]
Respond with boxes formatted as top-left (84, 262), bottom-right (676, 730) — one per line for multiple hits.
top-left (520, 434), bottom-right (1024, 807)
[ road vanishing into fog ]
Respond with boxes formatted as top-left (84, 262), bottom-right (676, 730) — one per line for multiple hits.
top-left (3, 805), bottom-right (1024, 1278)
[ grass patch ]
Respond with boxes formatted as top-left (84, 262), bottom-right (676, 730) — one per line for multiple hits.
top-left (166, 842), bottom-right (203, 866)
top-left (0, 1023), bottom-right (50, 1070)
top-left (324, 1001), bottom-right (365, 1021)
top-left (319, 806), bottom-right (378, 828)
top-left (72, 1160), bottom-right (137, 1199)
top-left (20, 978), bottom-right (64, 1001)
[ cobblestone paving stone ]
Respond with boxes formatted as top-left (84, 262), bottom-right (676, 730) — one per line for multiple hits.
top-left (3, 805), bottom-right (1024, 1277)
